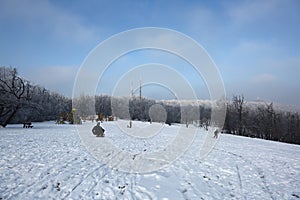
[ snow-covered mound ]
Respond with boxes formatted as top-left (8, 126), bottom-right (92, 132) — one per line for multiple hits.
top-left (0, 121), bottom-right (299, 199)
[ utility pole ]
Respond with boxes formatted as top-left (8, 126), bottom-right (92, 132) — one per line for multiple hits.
top-left (129, 80), bottom-right (134, 128)
top-left (130, 80), bottom-right (133, 99)
top-left (139, 79), bottom-right (143, 120)
top-left (139, 79), bottom-right (142, 101)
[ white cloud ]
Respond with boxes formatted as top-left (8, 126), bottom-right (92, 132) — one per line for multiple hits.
top-left (228, 0), bottom-right (281, 25)
top-left (234, 40), bottom-right (271, 52)
top-left (251, 73), bottom-right (277, 84)
top-left (185, 6), bottom-right (216, 31)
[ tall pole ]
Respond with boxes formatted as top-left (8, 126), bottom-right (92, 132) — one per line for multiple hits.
top-left (129, 80), bottom-right (133, 127)
top-left (139, 79), bottom-right (142, 120)
top-left (130, 80), bottom-right (133, 99)
top-left (139, 79), bottom-right (142, 101)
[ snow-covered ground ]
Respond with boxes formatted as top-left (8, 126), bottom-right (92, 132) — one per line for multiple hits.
top-left (0, 121), bottom-right (299, 199)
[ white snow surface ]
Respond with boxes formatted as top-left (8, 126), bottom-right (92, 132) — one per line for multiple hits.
top-left (0, 121), bottom-right (299, 200)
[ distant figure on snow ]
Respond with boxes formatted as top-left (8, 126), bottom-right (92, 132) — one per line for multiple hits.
top-left (127, 120), bottom-right (132, 128)
top-left (92, 122), bottom-right (105, 137)
top-left (214, 129), bottom-right (219, 138)
top-left (23, 121), bottom-right (33, 128)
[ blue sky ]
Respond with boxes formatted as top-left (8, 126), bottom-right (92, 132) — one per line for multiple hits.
top-left (0, 0), bottom-right (299, 106)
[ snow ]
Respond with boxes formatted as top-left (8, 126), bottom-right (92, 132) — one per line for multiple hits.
top-left (0, 121), bottom-right (299, 199)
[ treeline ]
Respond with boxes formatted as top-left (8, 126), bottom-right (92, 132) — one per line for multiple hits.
top-left (73, 95), bottom-right (212, 127)
top-left (224, 95), bottom-right (300, 144)
top-left (0, 66), bottom-right (71, 127)
top-left (1, 66), bottom-right (299, 144)
top-left (74, 94), bottom-right (300, 144)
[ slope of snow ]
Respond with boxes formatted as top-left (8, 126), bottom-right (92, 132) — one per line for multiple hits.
top-left (0, 121), bottom-right (299, 199)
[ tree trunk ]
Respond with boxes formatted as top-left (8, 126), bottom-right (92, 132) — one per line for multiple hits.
top-left (1, 106), bottom-right (19, 127)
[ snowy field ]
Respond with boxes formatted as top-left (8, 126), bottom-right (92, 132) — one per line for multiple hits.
top-left (0, 121), bottom-right (299, 200)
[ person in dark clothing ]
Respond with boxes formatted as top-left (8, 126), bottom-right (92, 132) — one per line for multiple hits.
top-left (92, 122), bottom-right (105, 137)
top-left (214, 129), bottom-right (219, 138)
top-left (23, 121), bottom-right (33, 128)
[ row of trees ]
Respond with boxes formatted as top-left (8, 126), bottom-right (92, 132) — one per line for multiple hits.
top-left (74, 94), bottom-right (300, 144)
top-left (224, 95), bottom-right (300, 144)
top-left (74, 95), bottom-right (212, 127)
top-left (0, 67), bottom-right (71, 127)
top-left (1, 66), bottom-right (299, 144)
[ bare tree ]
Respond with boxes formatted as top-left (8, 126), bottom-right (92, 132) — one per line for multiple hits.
top-left (257, 103), bottom-right (276, 140)
top-left (181, 105), bottom-right (199, 128)
top-left (232, 95), bottom-right (245, 135)
top-left (0, 67), bottom-right (33, 127)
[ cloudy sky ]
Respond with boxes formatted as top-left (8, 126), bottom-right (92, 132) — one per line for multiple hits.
top-left (0, 0), bottom-right (299, 106)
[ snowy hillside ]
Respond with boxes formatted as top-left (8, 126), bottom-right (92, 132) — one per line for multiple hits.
top-left (0, 121), bottom-right (299, 199)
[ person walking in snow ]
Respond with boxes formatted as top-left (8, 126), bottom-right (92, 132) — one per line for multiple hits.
top-left (214, 129), bottom-right (219, 138)
top-left (92, 122), bottom-right (105, 137)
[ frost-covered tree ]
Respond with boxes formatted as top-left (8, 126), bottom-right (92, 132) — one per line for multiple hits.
top-left (0, 67), bottom-right (33, 127)
top-left (232, 95), bottom-right (245, 135)
top-left (0, 67), bottom-right (72, 126)
top-left (181, 105), bottom-right (199, 128)
top-left (111, 97), bottom-right (130, 119)
top-left (95, 95), bottom-right (112, 118)
top-left (72, 94), bottom-right (95, 118)
top-left (257, 103), bottom-right (276, 140)
top-left (149, 104), bottom-right (167, 123)
top-left (165, 104), bottom-right (181, 125)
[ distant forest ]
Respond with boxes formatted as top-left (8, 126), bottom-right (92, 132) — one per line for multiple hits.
top-left (0, 67), bottom-right (71, 127)
top-left (1, 66), bottom-right (299, 144)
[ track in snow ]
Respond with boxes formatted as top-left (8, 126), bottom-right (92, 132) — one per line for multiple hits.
top-left (0, 121), bottom-right (299, 199)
